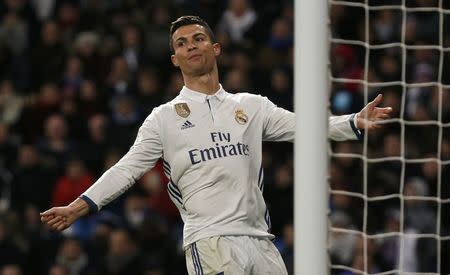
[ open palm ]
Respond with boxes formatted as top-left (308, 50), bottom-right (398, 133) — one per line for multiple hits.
top-left (356, 94), bottom-right (392, 131)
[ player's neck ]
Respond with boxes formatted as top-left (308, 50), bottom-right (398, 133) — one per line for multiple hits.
top-left (183, 68), bottom-right (220, 95)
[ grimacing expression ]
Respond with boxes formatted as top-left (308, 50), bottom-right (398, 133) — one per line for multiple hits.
top-left (171, 24), bottom-right (221, 76)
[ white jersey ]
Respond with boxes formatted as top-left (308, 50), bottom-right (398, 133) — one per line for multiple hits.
top-left (81, 85), bottom-right (361, 248)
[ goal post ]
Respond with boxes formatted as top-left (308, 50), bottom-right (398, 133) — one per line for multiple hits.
top-left (294, 0), bottom-right (329, 274)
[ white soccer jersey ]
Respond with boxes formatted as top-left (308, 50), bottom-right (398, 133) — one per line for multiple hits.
top-left (81, 85), bottom-right (361, 248)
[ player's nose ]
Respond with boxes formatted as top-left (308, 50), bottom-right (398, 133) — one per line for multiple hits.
top-left (187, 41), bottom-right (198, 51)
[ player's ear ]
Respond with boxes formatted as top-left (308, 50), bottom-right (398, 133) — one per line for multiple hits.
top-left (213, 43), bottom-right (221, 57)
top-left (171, 54), bottom-right (179, 67)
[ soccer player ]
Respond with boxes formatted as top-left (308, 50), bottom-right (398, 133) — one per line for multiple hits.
top-left (41, 16), bottom-right (392, 274)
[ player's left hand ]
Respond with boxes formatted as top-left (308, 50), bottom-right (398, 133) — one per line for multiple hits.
top-left (356, 94), bottom-right (392, 131)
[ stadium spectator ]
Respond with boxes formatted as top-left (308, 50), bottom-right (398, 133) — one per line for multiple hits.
top-left (216, 0), bottom-right (257, 44)
top-left (0, 218), bottom-right (25, 270)
top-left (267, 18), bottom-right (293, 52)
top-left (329, 211), bottom-right (358, 266)
top-left (135, 67), bottom-right (163, 112)
top-left (79, 114), bottom-right (110, 177)
top-left (11, 144), bottom-right (55, 212)
top-left (0, 80), bottom-right (24, 126)
top-left (61, 56), bottom-right (83, 99)
top-left (144, 4), bottom-right (172, 68)
top-left (38, 114), bottom-right (75, 173)
top-left (18, 83), bottom-right (61, 142)
top-left (77, 80), bottom-right (107, 120)
top-left (265, 161), bottom-right (294, 237)
top-left (99, 229), bottom-right (144, 274)
top-left (109, 95), bottom-right (141, 150)
top-left (120, 24), bottom-right (145, 73)
top-left (32, 21), bottom-right (66, 89)
top-left (267, 67), bottom-right (293, 111)
top-left (138, 163), bottom-right (179, 223)
top-left (279, 223), bottom-right (294, 275)
top-left (106, 56), bottom-right (134, 97)
top-left (0, 123), bottom-right (17, 170)
top-left (73, 31), bottom-right (101, 82)
top-left (54, 237), bottom-right (89, 275)
top-left (52, 158), bottom-right (93, 207)
top-left (0, 264), bottom-right (22, 275)
top-left (48, 263), bottom-right (69, 275)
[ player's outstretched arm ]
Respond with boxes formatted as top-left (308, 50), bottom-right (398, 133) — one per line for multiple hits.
top-left (356, 94), bottom-right (392, 131)
top-left (40, 198), bottom-right (90, 231)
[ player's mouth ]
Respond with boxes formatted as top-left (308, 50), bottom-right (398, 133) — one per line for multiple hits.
top-left (188, 54), bottom-right (202, 61)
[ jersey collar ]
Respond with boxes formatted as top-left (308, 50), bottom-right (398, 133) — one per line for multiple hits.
top-left (180, 84), bottom-right (227, 103)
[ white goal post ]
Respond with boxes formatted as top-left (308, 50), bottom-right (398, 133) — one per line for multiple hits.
top-left (295, 0), bottom-right (329, 274)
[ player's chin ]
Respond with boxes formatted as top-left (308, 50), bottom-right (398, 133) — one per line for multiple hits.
top-left (190, 59), bottom-right (206, 66)
top-left (190, 67), bottom-right (210, 76)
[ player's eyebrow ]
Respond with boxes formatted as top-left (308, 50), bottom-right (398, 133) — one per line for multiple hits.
top-left (193, 33), bottom-right (207, 39)
top-left (174, 32), bottom-right (208, 44)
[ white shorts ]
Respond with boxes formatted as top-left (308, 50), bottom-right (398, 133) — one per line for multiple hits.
top-left (185, 235), bottom-right (288, 275)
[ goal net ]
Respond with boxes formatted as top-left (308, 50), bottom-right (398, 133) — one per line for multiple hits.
top-left (328, 0), bottom-right (450, 274)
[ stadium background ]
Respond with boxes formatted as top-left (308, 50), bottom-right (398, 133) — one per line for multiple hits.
top-left (0, 0), bottom-right (448, 274)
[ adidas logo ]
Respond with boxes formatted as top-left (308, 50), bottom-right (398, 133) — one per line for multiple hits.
top-left (181, 120), bottom-right (195, 130)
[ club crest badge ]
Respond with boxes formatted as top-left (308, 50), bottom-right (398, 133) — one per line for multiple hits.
top-left (175, 103), bottom-right (190, 118)
top-left (235, 109), bottom-right (248, 125)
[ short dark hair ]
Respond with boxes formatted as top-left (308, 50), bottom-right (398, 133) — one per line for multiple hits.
top-left (169, 15), bottom-right (215, 53)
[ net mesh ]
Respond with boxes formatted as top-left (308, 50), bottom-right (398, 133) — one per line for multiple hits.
top-left (328, 0), bottom-right (450, 274)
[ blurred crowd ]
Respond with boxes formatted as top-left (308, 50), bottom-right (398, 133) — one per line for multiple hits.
top-left (329, 0), bottom-right (450, 274)
top-left (0, 0), bottom-right (448, 274)
top-left (0, 0), bottom-right (295, 274)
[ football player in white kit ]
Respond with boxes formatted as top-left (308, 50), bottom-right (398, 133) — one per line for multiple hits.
top-left (41, 16), bottom-right (392, 275)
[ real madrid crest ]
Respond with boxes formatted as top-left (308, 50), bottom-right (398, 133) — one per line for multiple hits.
top-left (175, 103), bottom-right (190, 118)
top-left (235, 109), bottom-right (248, 125)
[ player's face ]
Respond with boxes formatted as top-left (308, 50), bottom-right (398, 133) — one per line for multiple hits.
top-left (171, 24), bottom-right (221, 76)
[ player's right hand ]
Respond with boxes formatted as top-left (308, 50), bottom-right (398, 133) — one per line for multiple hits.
top-left (40, 206), bottom-right (77, 231)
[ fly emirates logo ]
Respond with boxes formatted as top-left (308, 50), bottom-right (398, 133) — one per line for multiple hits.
top-left (188, 132), bottom-right (250, 165)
